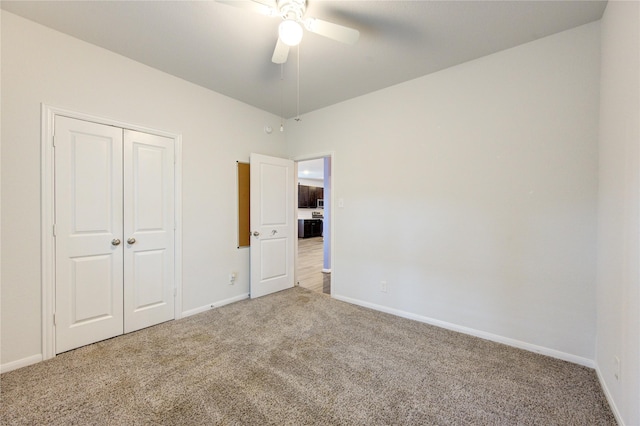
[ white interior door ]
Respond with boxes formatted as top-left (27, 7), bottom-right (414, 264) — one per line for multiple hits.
top-left (123, 130), bottom-right (175, 333)
top-left (250, 153), bottom-right (295, 298)
top-left (55, 117), bottom-right (175, 353)
top-left (55, 116), bottom-right (124, 353)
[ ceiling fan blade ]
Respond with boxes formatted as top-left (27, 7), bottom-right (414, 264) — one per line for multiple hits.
top-left (304, 18), bottom-right (360, 45)
top-left (216, 0), bottom-right (279, 17)
top-left (272, 38), bottom-right (290, 64)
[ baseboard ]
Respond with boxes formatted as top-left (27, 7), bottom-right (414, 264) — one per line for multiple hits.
top-left (595, 364), bottom-right (625, 425)
top-left (332, 294), bottom-right (595, 368)
top-left (1, 354), bottom-right (43, 373)
top-left (1, 295), bottom-right (250, 373)
top-left (182, 293), bottom-right (249, 318)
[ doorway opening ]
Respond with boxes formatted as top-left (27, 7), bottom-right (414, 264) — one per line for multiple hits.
top-left (296, 156), bottom-right (331, 295)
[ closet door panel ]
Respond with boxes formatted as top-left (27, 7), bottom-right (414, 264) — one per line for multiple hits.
top-left (123, 130), bottom-right (175, 333)
top-left (54, 116), bottom-right (124, 353)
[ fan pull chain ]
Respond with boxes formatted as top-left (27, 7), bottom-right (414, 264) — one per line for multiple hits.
top-left (295, 44), bottom-right (301, 122)
top-left (280, 64), bottom-right (285, 132)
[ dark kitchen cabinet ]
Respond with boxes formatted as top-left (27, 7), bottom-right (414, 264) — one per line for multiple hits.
top-left (298, 219), bottom-right (323, 238)
top-left (298, 185), bottom-right (310, 208)
top-left (311, 187), bottom-right (324, 207)
top-left (298, 184), bottom-right (324, 208)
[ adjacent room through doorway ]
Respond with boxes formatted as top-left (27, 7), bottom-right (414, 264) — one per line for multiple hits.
top-left (296, 157), bottom-right (331, 294)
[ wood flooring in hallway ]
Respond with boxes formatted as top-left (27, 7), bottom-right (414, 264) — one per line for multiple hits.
top-left (297, 237), bottom-right (330, 294)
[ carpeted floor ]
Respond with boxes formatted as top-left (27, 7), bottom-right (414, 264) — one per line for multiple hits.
top-left (1, 287), bottom-right (615, 425)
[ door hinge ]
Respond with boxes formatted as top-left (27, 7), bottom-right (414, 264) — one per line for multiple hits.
top-left (53, 313), bottom-right (56, 326)
top-left (53, 224), bottom-right (57, 237)
top-left (174, 288), bottom-right (177, 297)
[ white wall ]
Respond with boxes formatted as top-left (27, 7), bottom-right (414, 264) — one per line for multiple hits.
top-left (0, 11), bottom-right (287, 367)
top-left (297, 178), bottom-right (324, 188)
top-left (287, 23), bottom-right (601, 362)
top-left (596, 1), bottom-right (640, 424)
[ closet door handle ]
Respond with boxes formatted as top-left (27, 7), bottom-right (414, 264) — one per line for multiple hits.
top-left (111, 239), bottom-right (121, 246)
top-left (127, 238), bottom-right (136, 245)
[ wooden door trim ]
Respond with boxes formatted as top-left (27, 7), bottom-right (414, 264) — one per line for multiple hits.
top-left (40, 104), bottom-right (183, 361)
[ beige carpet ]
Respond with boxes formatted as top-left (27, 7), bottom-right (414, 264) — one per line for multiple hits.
top-left (1, 287), bottom-right (615, 425)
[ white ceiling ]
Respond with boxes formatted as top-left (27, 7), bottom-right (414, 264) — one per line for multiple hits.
top-left (2, 1), bottom-right (606, 119)
top-left (298, 158), bottom-right (325, 180)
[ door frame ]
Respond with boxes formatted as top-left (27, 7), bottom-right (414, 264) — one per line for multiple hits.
top-left (293, 152), bottom-right (335, 296)
top-left (40, 104), bottom-right (183, 360)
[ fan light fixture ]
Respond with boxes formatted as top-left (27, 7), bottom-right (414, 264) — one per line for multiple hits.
top-left (279, 19), bottom-right (303, 46)
top-left (218, 0), bottom-right (359, 64)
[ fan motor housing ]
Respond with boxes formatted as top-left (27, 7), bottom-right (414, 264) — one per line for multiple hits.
top-left (278, 0), bottom-right (306, 21)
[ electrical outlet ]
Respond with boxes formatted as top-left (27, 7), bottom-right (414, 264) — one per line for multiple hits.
top-left (380, 280), bottom-right (388, 293)
top-left (614, 356), bottom-right (620, 381)
top-left (229, 272), bottom-right (236, 285)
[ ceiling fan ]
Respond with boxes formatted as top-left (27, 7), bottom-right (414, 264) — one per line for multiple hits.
top-left (217, 0), bottom-right (360, 64)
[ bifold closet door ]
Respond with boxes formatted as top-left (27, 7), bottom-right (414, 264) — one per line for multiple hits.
top-left (55, 117), bottom-right (175, 354)
top-left (55, 116), bottom-right (125, 353)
